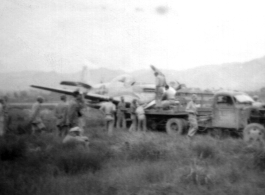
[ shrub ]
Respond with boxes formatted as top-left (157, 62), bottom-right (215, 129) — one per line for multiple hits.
top-left (50, 138), bottom-right (111, 175)
top-left (191, 142), bottom-right (217, 159)
top-left (181, 164), bottom-right (213, 187)
top-left (253, 149), bottom-right (265, 171)
top-left (127, 141), bottom-right (167, 161)
top-left (0, 136), bottom-right (27, 161)
top-left (55, 150), bottom-right (104, 175)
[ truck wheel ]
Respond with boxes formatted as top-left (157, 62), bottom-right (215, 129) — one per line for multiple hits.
top-left (243, 123), bottom-right (265, 146)
top-left (166, 118), bottom-right (183, 135)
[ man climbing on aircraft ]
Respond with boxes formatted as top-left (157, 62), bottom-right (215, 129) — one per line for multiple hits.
top-left (151, 65), bottom-right (167, 109)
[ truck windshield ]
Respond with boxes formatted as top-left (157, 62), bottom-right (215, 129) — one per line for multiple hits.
top-left (234, 94), bottom-right (254, 104)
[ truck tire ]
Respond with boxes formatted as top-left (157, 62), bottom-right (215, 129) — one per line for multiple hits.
top-left (166, 118), bottom-right (183, 135)
top-left (243, 123), bottom-right (265, 145)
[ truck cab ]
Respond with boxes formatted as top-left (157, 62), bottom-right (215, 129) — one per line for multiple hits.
top-left (211, 91), bottom-right (253, 130)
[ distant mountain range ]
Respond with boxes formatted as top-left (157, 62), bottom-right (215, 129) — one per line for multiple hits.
top-left (1, 56), bottom-right (265, 92)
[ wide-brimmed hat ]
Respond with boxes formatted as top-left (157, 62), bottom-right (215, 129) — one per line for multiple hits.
top-left (69, 127), bottom-right (81, 133)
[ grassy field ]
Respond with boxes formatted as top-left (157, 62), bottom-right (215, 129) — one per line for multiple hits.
top-left (1, 106), bottom-right (265, 195)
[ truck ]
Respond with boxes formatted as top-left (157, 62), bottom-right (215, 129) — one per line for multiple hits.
top-left (145, 90), bottom-right (265, 142)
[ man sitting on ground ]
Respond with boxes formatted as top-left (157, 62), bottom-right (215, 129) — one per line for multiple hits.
top-left (62, 126), bottom-right (89, 148)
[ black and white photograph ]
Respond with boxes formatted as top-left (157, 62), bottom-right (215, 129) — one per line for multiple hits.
top-left (1, 0), bottom-right (265, 194)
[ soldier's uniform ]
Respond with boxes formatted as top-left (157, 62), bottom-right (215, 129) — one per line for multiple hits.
top-left (100, 101), bottom-right (116, 136)
top-left (129, 100), bottom-right (138, 132)
top-left (116, 100), bottom-right (126, 129)
top-left (63, 127), bottom-right (89, 148)
top-left (67, 96), bottom-right (86, 133)
top-left (30, 100), bottom-right (45, 134)
top-left (186, 95), bottom-right (198, 137)
top-left (55, 99), bottom-right (69, 136)
top-left (155, 74), bottom-right (166, 108)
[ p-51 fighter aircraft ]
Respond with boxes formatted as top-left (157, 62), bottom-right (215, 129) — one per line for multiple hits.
top-left (31, 66), bottom-right (185, 108)
top-left (31, 72), bottom-right (156, 108)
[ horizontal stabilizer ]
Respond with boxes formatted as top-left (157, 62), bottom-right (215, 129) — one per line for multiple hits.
top-left (60, 81), bottom-right (92, 89)
top-left (143, 88), bottom-right (155, 93)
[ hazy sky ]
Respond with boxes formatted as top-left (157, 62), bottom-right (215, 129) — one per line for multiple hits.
top-left (0, 0), bottom-right (265, 73)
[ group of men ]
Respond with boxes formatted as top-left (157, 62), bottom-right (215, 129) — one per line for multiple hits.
top-left (99, 96), bottom-right (146, 136)
top-left (29, 91), bottom-right (89, 147)
top-left (29, 91), bottom-right (85, 136)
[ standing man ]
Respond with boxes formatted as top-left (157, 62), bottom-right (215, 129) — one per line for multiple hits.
top-left (129, 99), bottom-right (138, 132)
top-left (151, 65), bottom-right (167, 109)
top-left (67, 91), bottom-right (86, 133)
top-left (30, 96), bottom-right (45, 134)
top-left (116, 96), bottom-right (126, 129)
top-left (186, 94), bottom-right (198, 138)
top-left (136, 103), bottom-right (146, 132)
top-left (99, 98), bottom-right (116, 136)
top-left (55, 95), bottom-right (69, 137)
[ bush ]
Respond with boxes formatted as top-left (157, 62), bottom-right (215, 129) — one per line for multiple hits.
top-left (0, 136), bottom-right (27, 161)
top-left (55, 149), bottom-right (104, 175)
top-left (191, 142), bottom-right (217, 159)
top-left (181, 164), bottom-right (213, 187)
top-left (127, 141), bottom-right (167, 161)
top-left (253, 149), bottom-right (265, 171)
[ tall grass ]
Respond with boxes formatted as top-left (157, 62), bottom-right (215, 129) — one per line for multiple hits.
top-left (2, 107), bottom-right (265, 194)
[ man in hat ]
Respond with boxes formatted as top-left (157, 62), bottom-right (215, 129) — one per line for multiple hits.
top-left (62, 126), bottom-right (89, 148)
top-left (186, 94), bottom-right (199, 138)
top-left (252, 95), bottom-right (263, 107)
top-left (116, 96), bottom-right (127, 129)
top-left (151, 65), bottom-right (167, 109)
top-left (55, 95), bottom-right (69, 137)
top-left (135, 102), bottom-right (146, 132)
top-left (29, 96), bottom-right (45, 134)
top-left (99, 98), bottom-right (116, 136)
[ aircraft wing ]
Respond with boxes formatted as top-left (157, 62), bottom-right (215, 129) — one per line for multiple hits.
top-left (31, 85), bottom-right (112, 102)
top-left (31, 85), bottom-right (75, 96)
